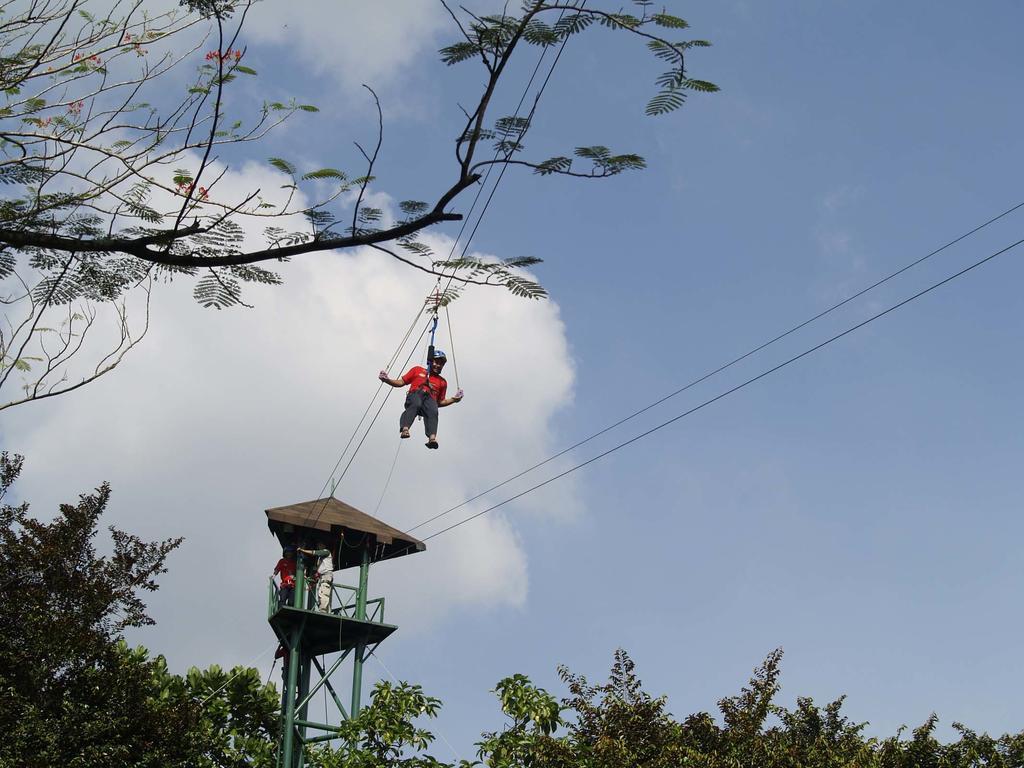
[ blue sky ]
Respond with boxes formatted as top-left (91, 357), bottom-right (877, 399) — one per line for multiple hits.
top-left (4, 0), bottom-right (1023, 759)
top-left (381, 1), bottom-right (1024, 750)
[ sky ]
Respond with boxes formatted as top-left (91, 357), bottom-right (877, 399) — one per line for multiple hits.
top-left (3, 0), bottom-right (1024, 758)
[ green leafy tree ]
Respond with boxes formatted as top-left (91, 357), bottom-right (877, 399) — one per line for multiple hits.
top-left (311, 680), bottom-right (456, 768)
top-left (475, 674), bottom-right (564, 768)
top-left (182, 663), bottom-right (281, 768)
top-left (0, 452), bottom-right (278, 768)
top-left (468, 650), bottom-right (1024, 768)
top-left (0, 0), bottom-right (717, 409)
top-left (552, 649), bottom-right (686, 768)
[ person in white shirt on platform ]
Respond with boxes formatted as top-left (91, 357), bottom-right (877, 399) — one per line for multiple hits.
top-left (299, 541), bottom-right (334, 612)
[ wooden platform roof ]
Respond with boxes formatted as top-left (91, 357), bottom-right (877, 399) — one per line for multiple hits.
top-left (265, 497), bottom-right (425, 569)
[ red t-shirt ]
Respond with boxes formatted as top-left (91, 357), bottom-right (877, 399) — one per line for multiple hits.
top-left (274, 557), bottom-right (296, 587)
top-left (401, 366), bottom-right (447, 402)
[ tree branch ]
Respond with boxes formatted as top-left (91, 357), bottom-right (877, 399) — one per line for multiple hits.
top-left (350, 84), bottom-right (384, 236)
top-left (368, 243), bottom-right (498, 286)
top-left (0, 209), bottom-right (463, 267)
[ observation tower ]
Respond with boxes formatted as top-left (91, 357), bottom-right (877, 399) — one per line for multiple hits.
top-left (265, 497), bottom-right (425, 768)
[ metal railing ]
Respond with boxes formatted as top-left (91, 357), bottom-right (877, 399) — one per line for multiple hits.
top-left (268, 578), bottom-right (385, 624)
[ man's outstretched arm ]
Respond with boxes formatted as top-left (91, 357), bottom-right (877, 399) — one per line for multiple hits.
top-left (439, 390), bottom-right (464, 407)
top-left (379, 370), bottom-right (406, 387)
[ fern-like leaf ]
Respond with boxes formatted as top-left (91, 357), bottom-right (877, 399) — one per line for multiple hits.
top-left (358, 207), bottom-right (382, 223)
top-left (494, 115), bottom-right (531, 138)
top-left (534, 156), bottom-right (573, 175)
top-left (684, 79), bottom-right (720, 93)
top-left (502, 256), bottom-right (543, 268)
top-left (227, 264), bottom-right (282, 285)
top-left (652, 13), bottom-right (689, 29)
top-left (575, 146), bottom-right (611, 162)
top-left (301, 168), bottom-right (347, 181)
top-left (399, 200), bottom-right (430, 216)
top-left (647, 39), bottom-right (682, 63)
top-left (400, 239), bottom-right (434, 259)
top-left (268, 157), bottom-right (297, 176)
top-left (553, 13), bottom-right (594, 38)
top-left (439, 41), bottom-right (481, 65)
top-left (501, 273), bottom-right (547, 300)
top-left (32, 274), bottom-right (82, 305)
top-left (523, 20), bottom-right (558, 46)
top-left (645, 90), bottom-right (686, 116)
top-left (193, 272), bottom-right (242, 309)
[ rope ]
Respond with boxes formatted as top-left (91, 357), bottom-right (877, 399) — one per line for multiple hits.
top-left (407, 199), bottom-right (1024, 533)
top-left (303, 318), bottom-right (432, 531)
top-left (387, 303), bottom-right (429, 373)
top-left (445, 302), bottom-right (460, 391)
top-left (307, 302), bottom-right (425, 512)
top-left (198, 641), bottom-right (277, 706)
top-left (298, 283), bottom-right (440, 532)
top-left (367, 650), bottom-right (464, 763)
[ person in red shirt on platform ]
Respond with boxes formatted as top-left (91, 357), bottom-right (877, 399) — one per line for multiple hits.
top-left (273, 545), bottom-right (296, 607)
top-left (379, 350), bottom-right (463, 449)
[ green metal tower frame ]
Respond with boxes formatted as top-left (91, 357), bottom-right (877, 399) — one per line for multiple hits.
top-left (265, 497), bottom-right (425, 768)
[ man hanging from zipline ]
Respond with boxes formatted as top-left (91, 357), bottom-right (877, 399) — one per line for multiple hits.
top-left (379, 350), bottom-right (463, 449)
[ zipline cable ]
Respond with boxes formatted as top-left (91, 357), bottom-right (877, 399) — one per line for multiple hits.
top-left (421, 5), bottom-right (578, 395)
top-left (409, 2), bottom-right (578, 407)
top-left (367, 650), bottom-right (465, 763)
top-left (307, 302), bottom-right (426, 510)
top-left (373, 439), bottom-right (404, 516)
top-left (300, 7), bottom-right (579, 532)
top-left (432, 5), bottom-right (571, 293)
top-left (299, 10), bottom-right (577, 530)
top-left (198, 641), bottom-right (278, 706)
top-left (299, 282), bottom-right (448, 535)
top-left (407, 199), bottom-right (1024, 533)
top-left (418, 237), bottom-right (1024, 542)
top-left (438, 3), bottom-right (579, 306)
top-left (303, 317), bottom-right (434, 531)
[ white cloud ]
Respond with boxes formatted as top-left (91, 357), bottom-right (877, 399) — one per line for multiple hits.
top-left (1, 159), bottom-right (577, 671)
top-left (244, 1), bottom-right (449, 95)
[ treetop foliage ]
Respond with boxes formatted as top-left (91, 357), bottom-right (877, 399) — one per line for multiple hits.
top-left (0, 451), bottom-right (278, 768)
top-left (0, 0), bottom-right (718, 410)
top-left (0, 0), bottom-right (718, 310)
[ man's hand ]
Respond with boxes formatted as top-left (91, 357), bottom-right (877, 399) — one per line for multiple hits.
top-left (378, 369), bottom-right (389, 381)
top-left (454, 389), bottom-right (464, 402)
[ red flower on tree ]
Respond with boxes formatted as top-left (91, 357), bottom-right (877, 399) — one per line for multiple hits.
top-left (204, 48), bottom-right (243, 63)
top-left (175, 180), bottom-right (209, 201)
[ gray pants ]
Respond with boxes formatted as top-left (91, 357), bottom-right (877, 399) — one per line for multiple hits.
top-left (400, 389), bottom-right (439, 435)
